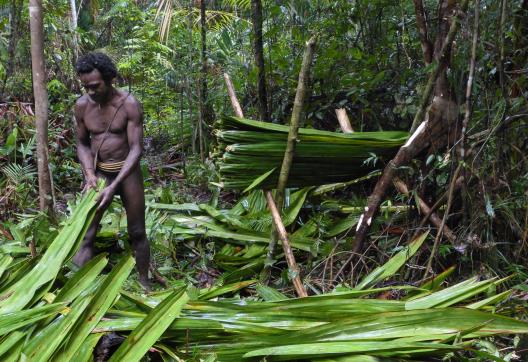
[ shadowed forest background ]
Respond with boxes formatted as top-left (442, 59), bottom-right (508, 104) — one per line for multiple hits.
top-left (1, 0), bottom-right (528, 361)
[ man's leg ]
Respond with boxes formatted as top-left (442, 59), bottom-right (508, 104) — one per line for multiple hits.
top-left (120, 165), bottom-right (150, 289)
top-left (73, 209), bottom-right (104, 266)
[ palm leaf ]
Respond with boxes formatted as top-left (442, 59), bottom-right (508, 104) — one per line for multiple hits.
top-left (108, 287), bottom-right (189, 362)
top-left (0, 303), bottom-right (65, 336)
top-left (55, 254), bottom-right (135, 360)
top-left (0, 188), bottom-right (98, 313)
top-left (355, 233), bottom-right (428, 290)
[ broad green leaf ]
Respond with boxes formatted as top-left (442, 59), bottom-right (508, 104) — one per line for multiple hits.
top-left (256, 284), bottom-right (288, 301)
top-left (355, 232), bottom-right (428, 290)
top-left (199, 280), bottom-right (256, 300)
top-left (70, 333), bottom-right (103, 362)
top-left (0, 258), bottom-right (36, 290)
top-left (0, 331), bottom-right (25, 358)
top-left (406, 276), bottom-right (511, 310)
top-left (405, 266), bottom-right (456, 300)
top-left (282, 187), bottom-right (313, 227)
top-left (199, 204), bottom-right (247, 229)
top-left (243, 340), bottom-right (457, 358)
top-left (148, 202), bottom-right (201, 212)
top-left (56, 253), bottom-right (135, 360)
top-left (108, 287), bottom-right (189, 362)
top-left (326, 214), bottom-right (361, 237)
top-left (0, 254), bottom-right (13, 280)
top-left (0, 189), bottom-right (98, 313)
top-left (53, 253), bottom-right (108, 304)
top-left (22, 292), bottom-right (95, 362)
top-left (242, 167), bottom-right (276, 193)
top-left (466, 290), bottom-right (512, 310)
top-left (0, 303), bottom-right (65, 335)
top-left (1, 338), bottom-right (24, 362)
top-left (316, 356), bottom-right (391, 362)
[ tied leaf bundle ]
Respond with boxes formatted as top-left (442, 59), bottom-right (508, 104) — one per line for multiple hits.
top-left (213, 116), bottom-right (409, 190)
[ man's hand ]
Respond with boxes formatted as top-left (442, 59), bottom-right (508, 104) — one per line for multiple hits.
top-left (82, 174), bottom-right (98, 193)
top-left (97, 185), bottom-right (116, 211)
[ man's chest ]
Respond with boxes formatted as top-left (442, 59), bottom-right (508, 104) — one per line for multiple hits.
top-left (84, 106), bottom-right (128, 134)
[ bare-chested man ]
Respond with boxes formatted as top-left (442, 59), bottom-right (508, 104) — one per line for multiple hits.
top-left (73, 52), bottom-right (151, 289)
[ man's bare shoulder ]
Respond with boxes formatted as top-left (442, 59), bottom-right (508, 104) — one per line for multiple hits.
top-left (75, 95), bottom-right (91, 111)
top-left (74, 95), bottom-right (92, 122)
top-left (122, 92), bottom-right (141, 107)
top-left (122, 93), bottom-right (143, 118)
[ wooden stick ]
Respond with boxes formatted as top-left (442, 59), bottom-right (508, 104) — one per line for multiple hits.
top-left (413, 176), bottom-right (464, 235)
top-left (459, 0), bottom-right (480, 227)
top-left (276, 36), bottom-right (317, 207)
top-left (265, 191), bottom-right (308, 297)
top-left (262, 36), bottom-right (316, 283)
top-left (223, 73), bottom-right (244, 118)
top-left (223, 72), bottom-right (307, 296)
top-left (29, 239), bottom-right (37, 258)
top-left (393, 177), bottom-right (456, 242)
top-left (335, 108), bottom-right (354, 133)
top-left (459, 0), bottom-right (479, 160)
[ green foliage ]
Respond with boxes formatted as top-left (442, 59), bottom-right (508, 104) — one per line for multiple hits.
top-left (0, 185), bottom-right (98, 313)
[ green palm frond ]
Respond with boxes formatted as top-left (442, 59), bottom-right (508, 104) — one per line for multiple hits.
top-left (1, 163), bottom-right (36, 185)
top-left (155, 3), bottom-right (250, 43)
top-left (222, 0), bottom-right (251, 10)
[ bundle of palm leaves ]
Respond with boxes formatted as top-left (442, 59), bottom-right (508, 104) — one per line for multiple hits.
top-left (213, 116), bottom-right (409, 190)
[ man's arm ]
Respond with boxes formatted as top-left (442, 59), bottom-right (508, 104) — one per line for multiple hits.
top-left (97, 97), bottom-right (143, 209)
top-left (75, 100), bottom-right (98, 190)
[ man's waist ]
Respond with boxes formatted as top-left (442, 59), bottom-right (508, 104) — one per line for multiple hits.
top-left (96, 160), bottom-right (125, 173)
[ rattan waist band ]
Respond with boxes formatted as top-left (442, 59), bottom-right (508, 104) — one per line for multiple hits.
top-left (97, 160), bottom-right (125, 173)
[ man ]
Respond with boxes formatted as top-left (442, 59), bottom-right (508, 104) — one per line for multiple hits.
top-left (73, 52), bottom-right (151, 289)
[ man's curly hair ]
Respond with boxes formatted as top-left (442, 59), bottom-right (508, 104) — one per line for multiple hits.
top-left (76, 52), bottom-right (117, 84)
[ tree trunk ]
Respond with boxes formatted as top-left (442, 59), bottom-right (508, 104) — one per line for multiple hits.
top-left (69, 0), bottom-right (79, 62)
top-left (412, 0), bottom-right (433, 64)
top-left (354, 0), bottom-right (468, 254)
top-left (198, 0), bottom-right (208, 161)
top-left (188, 0), bottom-right (197, 155)
top-left (251, 0), bottom-right (269, 121)
top-left (29, 0), bottom-right (54, 216)
top-left (1, 0), bottom-right (23, 100)
top-left (431, 0), bottom-right (457, 114)
top-left (511, 0), bottom-right (528, 97)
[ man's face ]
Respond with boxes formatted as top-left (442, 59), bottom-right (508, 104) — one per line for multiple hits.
top-left (79, 69), bottom-right (110, 104)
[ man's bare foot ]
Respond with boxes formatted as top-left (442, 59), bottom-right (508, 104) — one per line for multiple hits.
top-left (139, 277), bottom-right (152, 292)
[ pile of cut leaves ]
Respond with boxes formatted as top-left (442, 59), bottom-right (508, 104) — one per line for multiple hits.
top-left (213, 116), bottom-right (409, 190)
top-left (1, 191), bottom-right (528, 361)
